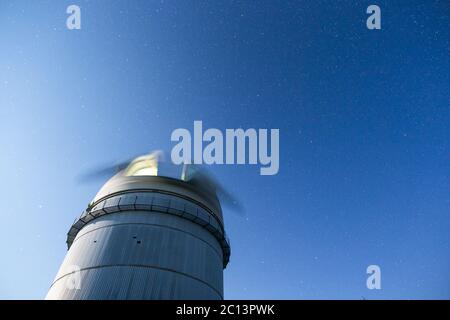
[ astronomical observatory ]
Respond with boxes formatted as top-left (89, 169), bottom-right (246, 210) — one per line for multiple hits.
top-left (46, 152), bottom-right (231, 300)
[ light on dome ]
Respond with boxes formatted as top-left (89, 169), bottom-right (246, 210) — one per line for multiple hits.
top-left (131, 166), bottom-right (158, 176)
top-left (124, 155), bottom-right (159, 177)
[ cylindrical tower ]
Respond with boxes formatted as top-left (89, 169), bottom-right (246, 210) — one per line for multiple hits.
top-left (46, 153), bottom-right (230, 300)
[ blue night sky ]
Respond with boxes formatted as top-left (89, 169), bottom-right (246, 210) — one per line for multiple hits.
top-left (0, 1), bottom-right (449, 299)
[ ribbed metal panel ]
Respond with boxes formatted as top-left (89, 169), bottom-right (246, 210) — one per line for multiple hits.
top-left (66, 192), bottom-right (230, 267)
top-left (47, 210), bottom-right (223, 300)
top-left (47, 174), bottom-right (230, 300)
top-left (46, 266), bottom-right (222, 300)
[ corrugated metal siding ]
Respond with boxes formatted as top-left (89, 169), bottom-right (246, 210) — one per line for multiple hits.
top-left (46, 266), bottom-right (221, 300)
top-left (47, 211), bottom-right (223, 300)
top-left (67, 192), bottom-right (230, 267)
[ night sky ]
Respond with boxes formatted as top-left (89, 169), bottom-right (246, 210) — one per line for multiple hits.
top-left (0, 1), bottom-right (449, 299)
